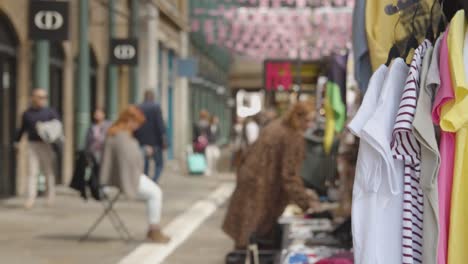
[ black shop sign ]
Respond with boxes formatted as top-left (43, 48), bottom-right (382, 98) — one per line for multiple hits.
top-left (110, 39), bottom-right (138, 65)
top-left (28, 0), bottom-right (69, 41)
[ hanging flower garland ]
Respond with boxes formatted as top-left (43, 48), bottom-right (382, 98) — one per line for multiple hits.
top-left (191, 0), bottom-right (355, 60)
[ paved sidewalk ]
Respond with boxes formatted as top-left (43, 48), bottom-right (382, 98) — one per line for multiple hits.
top-left (0, 162), bottom-right (234, 264)
top-left (165, 202), bottom-right (233, 263)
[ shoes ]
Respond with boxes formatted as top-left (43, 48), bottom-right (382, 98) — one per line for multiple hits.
top-left (147, 229), bottom-right (171, 244)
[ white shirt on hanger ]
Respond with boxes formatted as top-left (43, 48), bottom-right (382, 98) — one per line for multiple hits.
top-left (348, 65), bottom-right (387, 264)
top-left (349, 58), bottom-right (409, 264)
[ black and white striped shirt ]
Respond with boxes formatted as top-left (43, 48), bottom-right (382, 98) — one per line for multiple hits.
top-left (391, 39), bottom-right (431, 264)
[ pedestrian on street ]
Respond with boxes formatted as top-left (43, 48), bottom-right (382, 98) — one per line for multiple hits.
top-left (100, 106), bottom-right (170, 243)
top-left (85, 108), bottom-right (112, 163)
top-left (134, 90), bottom-right (167, 183)
top-left (243, 115), bottom-right (260, 146)
top-left (16, 89), bottom-right (61, 209)
top-left (205, 115), bottom-right (221, 176)
top-left (230, 117), bottom-right (245, 170)
top-left (192, 109), bottom-right (211, 154)
top-left (260, 107), bottom-right (278, 127)
top-left (223, 102), bottom-right (321, 250)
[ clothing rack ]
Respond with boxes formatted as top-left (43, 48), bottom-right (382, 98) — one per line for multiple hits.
top-left (385, 0), bottom-right (468, 19)
top-left (443, 0), bottom-right (468, 21)
top-left (385, 0), bottom-right (419, 15)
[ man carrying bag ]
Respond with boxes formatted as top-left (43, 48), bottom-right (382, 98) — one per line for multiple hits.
top-left (16, 89), bottom-right (63, 209)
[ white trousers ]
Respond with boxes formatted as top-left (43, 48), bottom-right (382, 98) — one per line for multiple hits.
top-left (28, 141), bottom-right (56, 200)
top-left (205, 145), bottom-right (220, 176)
top-left (138, 175), bottom-right (162, 225)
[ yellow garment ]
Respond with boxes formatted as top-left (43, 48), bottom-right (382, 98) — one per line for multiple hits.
top-left (324, 90), bottom-right (335, 154)
top-left (441, 10), bottom-right (468, 264)
top-left (365, 0), bottom-right (432, 70)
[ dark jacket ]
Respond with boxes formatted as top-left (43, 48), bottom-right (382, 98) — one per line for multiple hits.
top-left (134, 101), bottom-right (166, 147)
top-left (193, 120), bottom-right (210, 142)
top-left (16, 107), bottom-right (59, 142)
top-left (70, 151), bottom-right (101, 201)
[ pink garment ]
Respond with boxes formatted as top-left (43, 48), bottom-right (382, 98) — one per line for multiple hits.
top-left (432, 29), bottom-right (456, 264)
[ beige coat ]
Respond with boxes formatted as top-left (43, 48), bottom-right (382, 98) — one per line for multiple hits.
top-left (223, 119), bottom-right (313, 248)
top-left (100, 131), bottom-right (144, 199)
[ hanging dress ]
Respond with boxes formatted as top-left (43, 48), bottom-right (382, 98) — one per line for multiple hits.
top-left (349, 57), bottom-right (409, 264)
top-left (441, 10), bottom-right (468, 264)
top-left (413, 35), bottom-right (443, 264)
top-left (348, 65), bottom-right (388, 264)
top-left (432, 26), bottom-right (456, 264)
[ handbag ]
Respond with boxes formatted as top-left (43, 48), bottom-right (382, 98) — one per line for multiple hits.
top-left (193, 134), bottom-right (208, 153)
top-left (36, 119), bottom-right (64, 144)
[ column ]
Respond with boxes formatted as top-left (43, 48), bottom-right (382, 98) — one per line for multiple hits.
top-left (75, 0), bottom-right (90, 150)
top-left (174, 30), bottom-right (190, 160)
top-left (167, 50), bottom-right (174, 160)
top-left (139, 3), bottom-right (158, 98)
top-left (16, 40), bottom-right (32, 195)
top-left (107, 0), bottom-right (118, 120)
top-left (129, 0), bottom-right (139, 103)
top-left (33, 41), bottom-right (50, 92)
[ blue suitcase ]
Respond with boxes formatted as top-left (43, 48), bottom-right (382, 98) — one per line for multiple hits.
top-left (187, 153), bottom-right (206, 175)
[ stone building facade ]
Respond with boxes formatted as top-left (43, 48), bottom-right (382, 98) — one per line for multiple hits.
top-left (0, 0), bottom-right (189, 198)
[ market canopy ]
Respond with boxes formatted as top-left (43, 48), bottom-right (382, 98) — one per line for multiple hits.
top-left (190, 0), bottom-right (355, 60)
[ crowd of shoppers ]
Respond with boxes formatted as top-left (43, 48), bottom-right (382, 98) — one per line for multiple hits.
top-left (193, 110), bottom-right (222, 176)
top-left (16, 88), bottom-right (170, 243)
top-left (15, 88), bottom-right (321, 248)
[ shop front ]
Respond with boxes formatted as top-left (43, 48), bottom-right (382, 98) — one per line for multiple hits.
top-left (0, 12), bottom-right (17, 198)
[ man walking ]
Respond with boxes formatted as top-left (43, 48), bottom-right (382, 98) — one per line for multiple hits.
top-left (135, 90), bottom-right (167, 183)
top-left (16, 89), bottom-right (60, 209)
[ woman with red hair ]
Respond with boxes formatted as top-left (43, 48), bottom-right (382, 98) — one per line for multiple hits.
top-left (100, 106), bottom-right (169, 243)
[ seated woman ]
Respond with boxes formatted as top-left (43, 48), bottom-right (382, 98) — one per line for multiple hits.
top-left (223, 102), bottom-right (320, 249)
top-left (100, 106), bottom-right (169, 243)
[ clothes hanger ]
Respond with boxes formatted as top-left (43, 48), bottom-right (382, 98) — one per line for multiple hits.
top-left (442, 0), bottom-right (464, 21)
top-left (398, 0), bottom-right (420, 11)
top-left (457, 0), bottom-right (468, 18)
top-left (402, 5), bottom-right (421, 60)
top-left (436, 0), bottom-right (447, 37)
top-left (385, 14), bottom-right (402, 66)
top-left (385, 0), bottom-right (420, 15)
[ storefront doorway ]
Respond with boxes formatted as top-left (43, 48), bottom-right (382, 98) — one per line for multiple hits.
top-left (49, 42), bottom-right (64, 184)
top-left (0, 13), bottom-right (18, 197)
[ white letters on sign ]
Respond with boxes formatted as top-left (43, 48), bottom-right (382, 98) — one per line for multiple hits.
top-left (34, 11), bottom-right (64, 30)
top-left (114, 45), bottom-right (136, 60)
